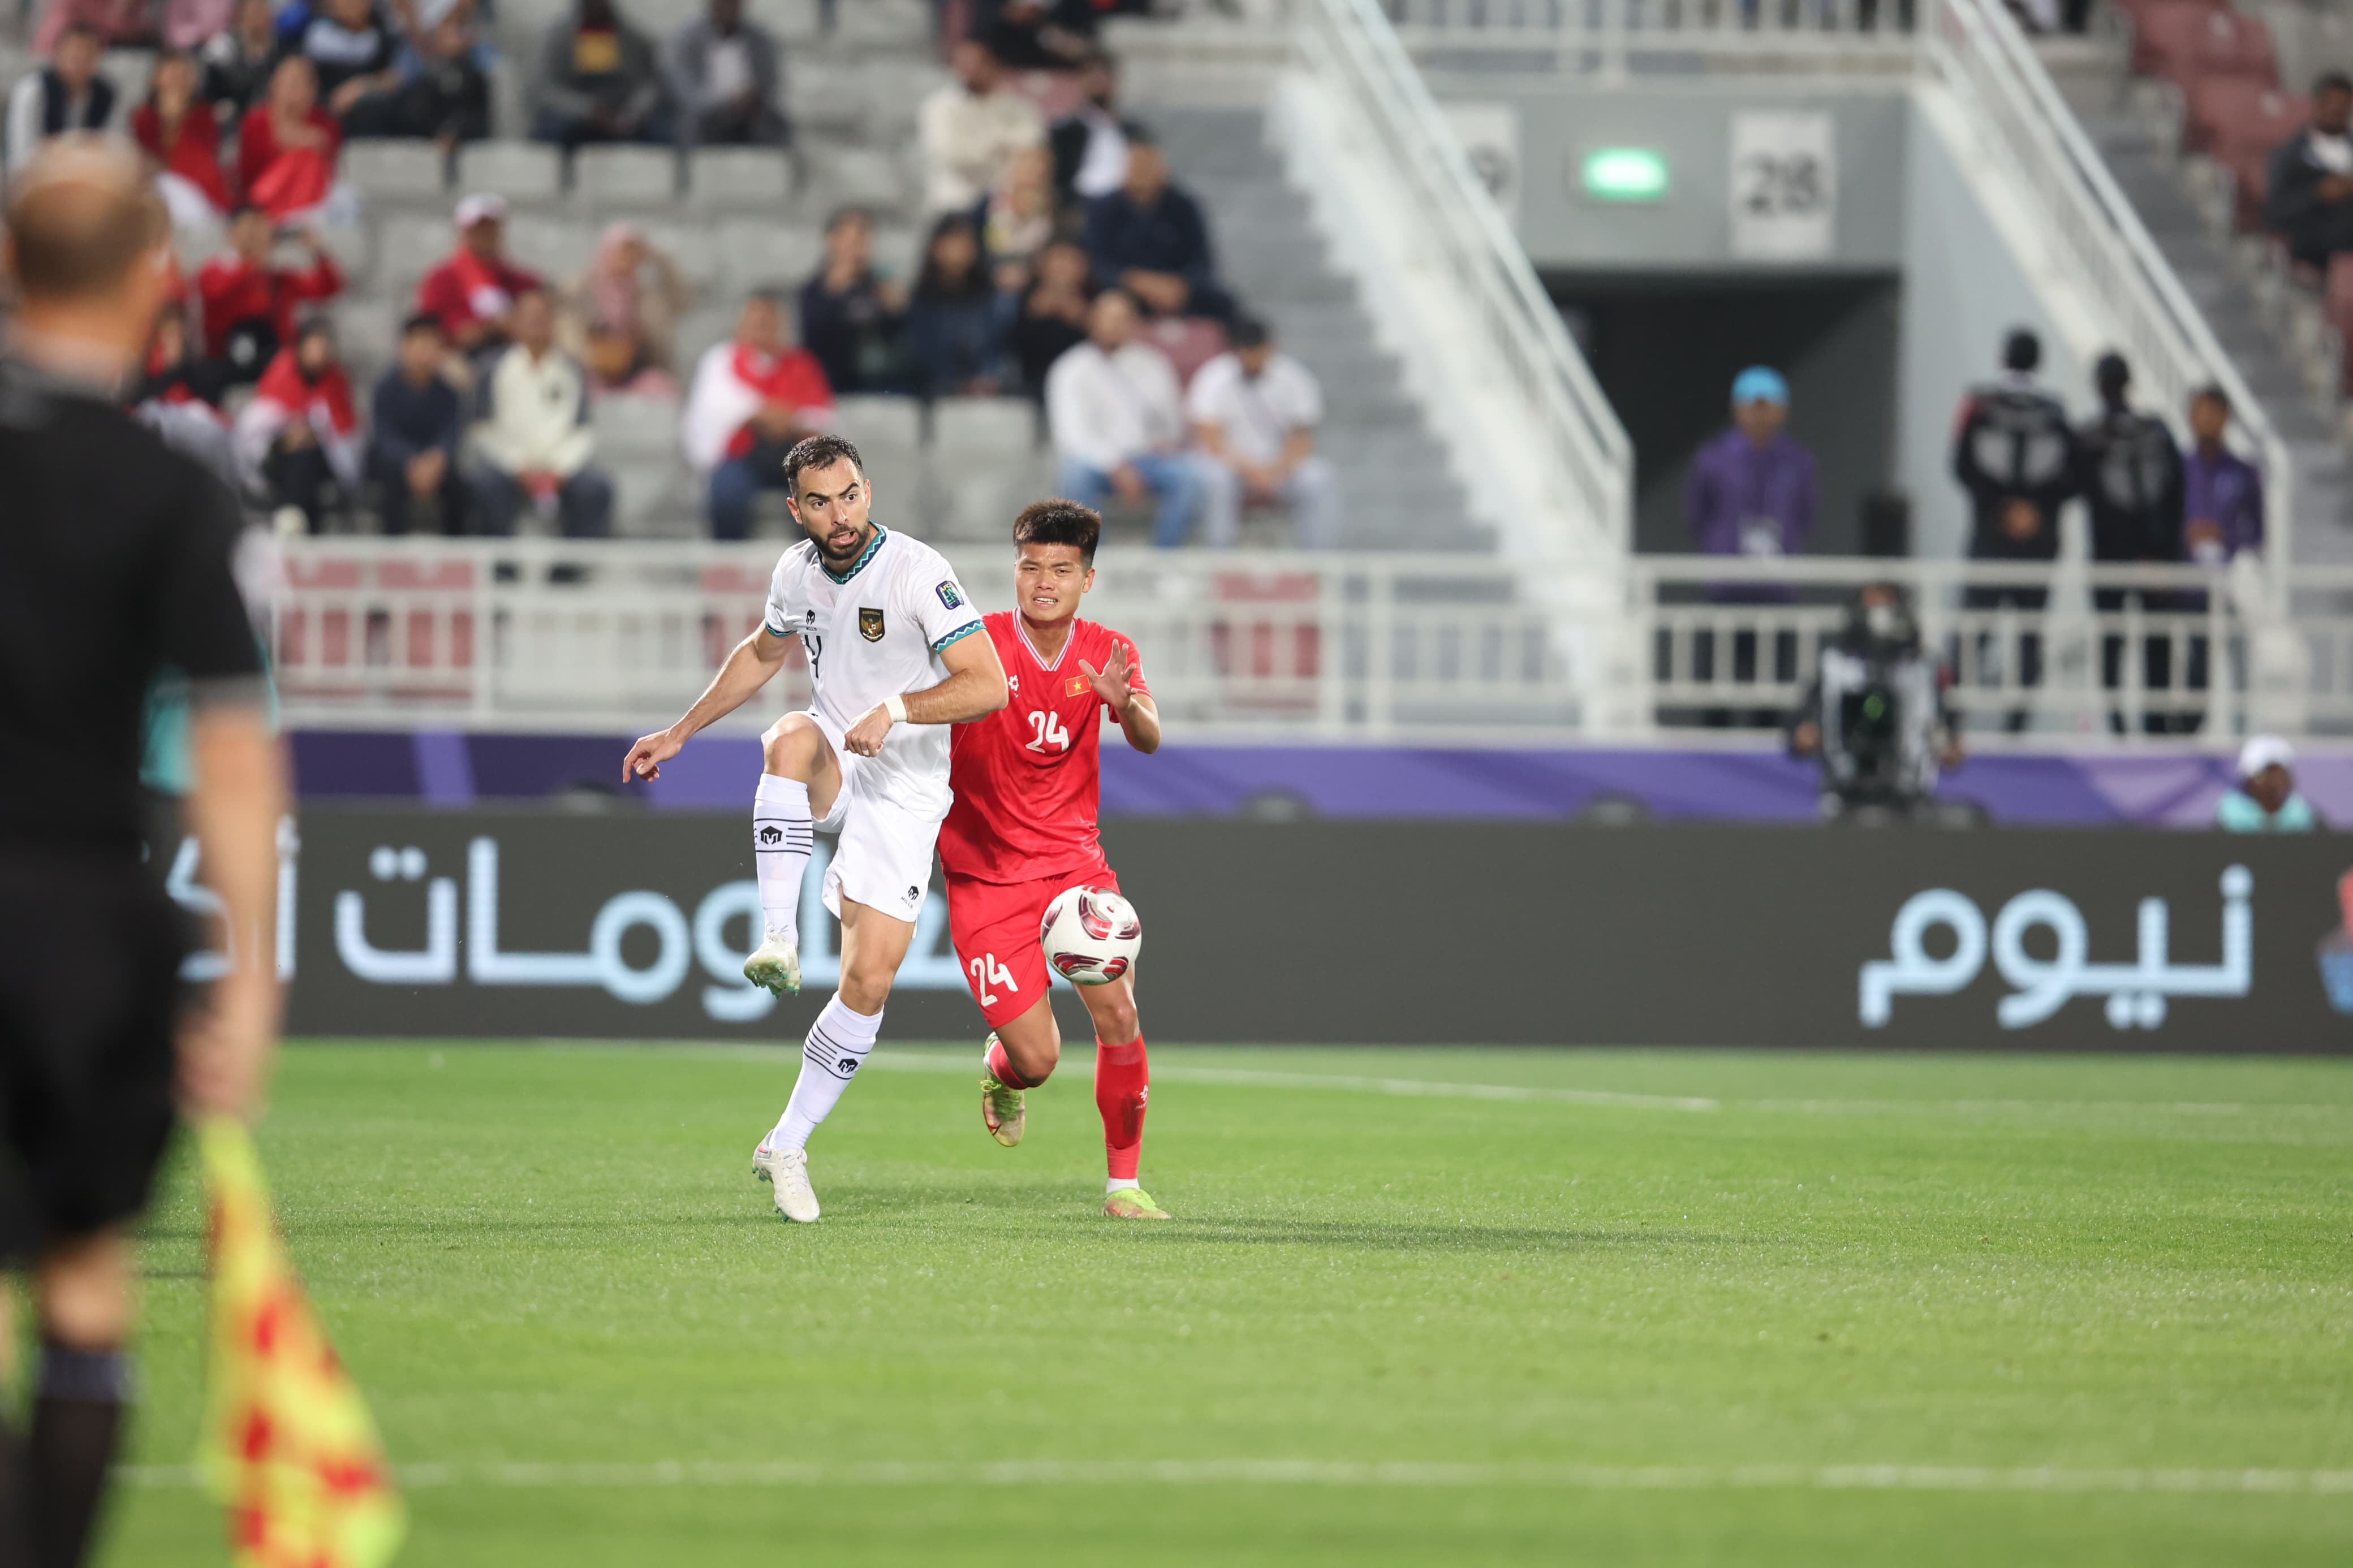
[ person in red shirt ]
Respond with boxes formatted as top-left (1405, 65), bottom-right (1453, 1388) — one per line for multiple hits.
top-left (415, 192), bottom-right (544, 353)
top-left (131, 48), bottom-right (232, 222)
top-left (940, 499), bottom-right (1170, 1220)
top-left (679, 291), bottom-right (835, 539)
top-left (195, 204), bottom-right (344, 381)
top-left (235, 55), bottom-right (343, 221)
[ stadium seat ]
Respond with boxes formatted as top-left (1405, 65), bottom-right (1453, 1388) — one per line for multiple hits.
top-left (863, 61), bottom-right (947, 145)
top-left (344, 140), bottom-right (450, 203)
top-left (834, 395), bottom-right (923, 478)
top-left (930, 396), bottom-right (1039, 458)
top-left (835, 0), bottom-right (930, 45)
top-left (2196, 80), bottom-right (2305, 224)
top-left (688, 147), bottom-right (795, 213)
top-left (717, 220), bottom-right (825, 294)
top-left (455, 141), bottom-right (564, 205)
top-left (785, 73), bottom-right (873, 139)
top-left (503, 214), bottom-right (595, 279)
top-left (333, 299), bottom-right (400, 375)
top-left (2130, 0), bottom-right (2225, 78)
top-left (1141, 317), bottom-right (1231, 387)
top-left (675, 306), bottom-right (736, 369)
top-left (611, 457), bottom-right (692, 537)
top-left (755, 0), bottom-right (825, 44)
top-left (574, 145), bottom-right (682, 208)
top-left (871, 224), bottom-right (920, 280)
top-left (97, 48), bottom-right (154, 109)
top-left (636, 218), bottom-right (728, 295)
top-left (2187, 7), bottom-right (2277, 88)
top-left (592, 392), bottom-right (684, 458)
top-left (377, 220), bottom-right (456, 304)
top-left (805, 146), bottom-right (909, 215)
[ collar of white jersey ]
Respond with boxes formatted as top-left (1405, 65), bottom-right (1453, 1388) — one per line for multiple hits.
top-left (820, 524), bottom-right (888, 585)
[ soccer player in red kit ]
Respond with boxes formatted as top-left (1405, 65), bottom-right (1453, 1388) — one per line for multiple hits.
top-left (939, 499), bottom-right (1170, 1219)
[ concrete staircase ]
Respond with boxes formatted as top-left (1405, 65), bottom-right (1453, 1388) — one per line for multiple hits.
top-left (2074, 103), bottom-right (2353, 565)
top-left (1149, 105), bottom-right (1490, 551)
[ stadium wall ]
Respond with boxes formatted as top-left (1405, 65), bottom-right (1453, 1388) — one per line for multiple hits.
top-left (236, 810), bottom-right (2352, 1049)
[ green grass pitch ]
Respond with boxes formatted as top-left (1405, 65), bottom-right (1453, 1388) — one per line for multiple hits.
top-left (97, 1042), bottom-right (2353, 1566)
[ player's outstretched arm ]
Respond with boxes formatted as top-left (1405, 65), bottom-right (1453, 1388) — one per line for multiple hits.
top-left (841, 631), bottom-right (1009, 758)
top-left (179, 706), bottom-right (290, 1118)
top-left (625, 627), bottom-right (793, 781)
top-left (1082, 644), bottom-right (1161, 754)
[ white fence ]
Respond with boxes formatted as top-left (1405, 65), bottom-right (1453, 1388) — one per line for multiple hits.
top-left (1377, 0), bottom-right (1920, 76)
top-left (267, 540), bottom-right (2353, 742)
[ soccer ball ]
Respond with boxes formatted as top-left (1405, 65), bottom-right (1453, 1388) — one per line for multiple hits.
top-left (1040, 885), bottom-right (1142, 986)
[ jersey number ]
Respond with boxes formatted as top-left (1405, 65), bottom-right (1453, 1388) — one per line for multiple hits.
top-left (969, 953), bottom-right (1020, 1006)
top-left (1025, 710), bottom-right (1071, 753)
top-left (804, 632), bottom-right (824, 684)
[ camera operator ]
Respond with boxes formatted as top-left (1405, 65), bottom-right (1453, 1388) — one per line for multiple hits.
top-left (1789, 583), bottom-right (1963, 819)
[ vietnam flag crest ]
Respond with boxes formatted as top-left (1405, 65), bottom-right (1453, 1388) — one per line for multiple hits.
top-left (196, 1117), bottom-right (406, 1568)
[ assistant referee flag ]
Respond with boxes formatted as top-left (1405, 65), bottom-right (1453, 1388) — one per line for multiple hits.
top-left (197, 1118), bottom-right (406, 1568)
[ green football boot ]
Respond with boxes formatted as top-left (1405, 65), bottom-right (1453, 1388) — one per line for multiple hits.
top-left (1102, 1187), bottom-right (1171, 1220)
top-left (980, 1035), bottom-right (1025, 1147)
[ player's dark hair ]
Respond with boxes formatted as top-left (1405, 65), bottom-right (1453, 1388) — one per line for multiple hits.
top-left (2001, 327), bottom-right (2040, 374)
top-left (1013, 498), bottom-right (1102, 566)
top-left (784, 433), bottom-right (865, 494)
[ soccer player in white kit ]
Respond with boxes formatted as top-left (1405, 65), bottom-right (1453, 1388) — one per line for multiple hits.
top-left (623, 435), bottom-right (1007, 1221)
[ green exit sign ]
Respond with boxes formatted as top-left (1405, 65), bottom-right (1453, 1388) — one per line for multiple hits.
top-left (1580, 147), bottom-right (1670, 202)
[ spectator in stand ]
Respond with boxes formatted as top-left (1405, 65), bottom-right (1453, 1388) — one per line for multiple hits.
top-left (417, 193), bottom-right (544, 353)
top-left (238, 57), bottom-right (343, 222)
top-left (132, 48), bottom-right (232, 230)
top-left (559, 220), bottom-right (691, 393)
top-left (2182, 383), bottom-right (2265, 566)
top-left (682, 291), bottom-right (834, 540)
top-left (2075, 351), bottom-right (2185, 734)
top-left (361, 0), bottom-right (493, 145)
top-left (5, 23), bottom-right (117, 177)
top-left (1012, 237), bottom-right (1091, 397)
top-left (468, 288), bottom-right (615, 537)
top-left (368, 312), bottom-right (470, 535)
top-left (1953, 327), bottom-right (2076, 731)
top-left (531, 0), bottom-right (668, 150)
top-left (2264, 72), bottom-right (2353, 275)
top-left (919, 38), bottom-right (1043, 218)
top-left (1685, 366), bottom-right (1816, 565)
top-left (1050, 50), bottom-right (1140, 205)
top-left (980, 142), bottom-right (1058, 284)
top-left (799, 205), bottom-right (907, 394)
top-left (296, 0), bottom-right (404, 125)
top-left (976, 0), bottom-right (1096, 70)
top-left (1082, 136), bottom-right (1233, 321)
top-left (666, 0), bottom-right (786, 148)
top-left (196, 205), bottom-right (346, 383)
top-left (2216, 735), bottom-right (2316, 832)
top-left (1188, 316), bottom-right (1335, 549)
top-left (1046, 288), bottom-right (1206, 548)
top-left (904, 213), bottom-right (1010, 398)
top-left (235, 317), bottom-right (364, 533)
top-left (132, 309), bottom-right (238, 481)
top-left (200, 0), bottom-right (282, 129)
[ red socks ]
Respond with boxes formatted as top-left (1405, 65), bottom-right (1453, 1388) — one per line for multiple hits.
top-left (1094, 1036), bottom-right (1149, 1182)
top-left (985, 1036), bottom-right (1040, 1090)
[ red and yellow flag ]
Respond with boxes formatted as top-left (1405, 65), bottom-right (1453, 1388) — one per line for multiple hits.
top-left (196, 1117), bottom-right (406, 1568)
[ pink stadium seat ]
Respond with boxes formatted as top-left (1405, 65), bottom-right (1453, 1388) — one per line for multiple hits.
top-left (1141, 317), bottom-right (1230, 387)
top-left (2325, 257), bottom-right (2353, 391)
top-left (1010, 69), bottom-right (1088, 124)
top-left (2193, 81), bottom-right (2305, 224)
top-left (2131, 0), bottom-right (2225, 77)
top-left (2186, 7), bottom-right (2277, 88)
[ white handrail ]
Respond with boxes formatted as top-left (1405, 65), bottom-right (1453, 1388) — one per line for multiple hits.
top-left (1291, 0), bottom-right (1634, 550)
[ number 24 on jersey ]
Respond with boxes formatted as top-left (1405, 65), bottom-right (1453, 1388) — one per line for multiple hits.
top-left (1025, 710), bottom-right (1071, 753)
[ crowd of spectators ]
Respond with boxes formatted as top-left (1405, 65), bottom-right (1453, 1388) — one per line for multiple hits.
top-left (6, 1), bottom-right (1321, 547)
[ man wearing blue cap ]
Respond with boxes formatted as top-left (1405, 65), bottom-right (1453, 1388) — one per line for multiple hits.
top-left (1684, 366), bottom-right (1818, 565)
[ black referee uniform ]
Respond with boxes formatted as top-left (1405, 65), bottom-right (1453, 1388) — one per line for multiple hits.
top-left (0, 353), bottom-right (263, 1260)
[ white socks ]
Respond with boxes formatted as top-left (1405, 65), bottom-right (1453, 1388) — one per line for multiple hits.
top-left (1107, 1178), bottom-right (1141, 1194)
top-left (770, 995), bottom-right (882, 1151)
top-left (752, 774), bottom-right (812, 942)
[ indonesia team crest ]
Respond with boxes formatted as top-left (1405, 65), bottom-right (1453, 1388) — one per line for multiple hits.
top-left (859, 607), bottom-right (885, 642)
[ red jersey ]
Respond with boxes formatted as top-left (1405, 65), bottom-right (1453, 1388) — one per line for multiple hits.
top-left (194, 251), bottom-right (344, 361)
top-left (941, 611), bottom-right (1149, 885)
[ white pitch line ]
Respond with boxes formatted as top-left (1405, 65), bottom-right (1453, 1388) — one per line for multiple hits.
top-left (116, 1459), bottom-right (2353, 1494)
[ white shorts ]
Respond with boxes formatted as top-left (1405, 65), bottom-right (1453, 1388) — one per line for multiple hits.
top-left (788, 711), bottom-right (942, 926)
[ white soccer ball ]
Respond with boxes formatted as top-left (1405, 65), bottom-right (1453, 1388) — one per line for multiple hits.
top-left (1039, 885), bottom-right (1143, 986)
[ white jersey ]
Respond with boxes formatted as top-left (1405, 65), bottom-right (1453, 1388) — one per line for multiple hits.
top-left (763, 525), bottom-right (984, 819)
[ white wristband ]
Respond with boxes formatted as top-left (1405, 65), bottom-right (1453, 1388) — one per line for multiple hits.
top-left (884, 694), bottom-right (908, 724)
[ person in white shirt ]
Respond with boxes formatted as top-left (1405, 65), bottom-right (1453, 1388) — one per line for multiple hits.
top-left (622, 434), bottom-right (1008, 1223)
top-left (1045, 288), bottom-right (1208, 548)
top-left (466, 288), bottom-right (615, 536)
top-left (1187, 316), bottom-right (1337, 549)
top-left (917, 37), bottom-right (1043, 217)
top-left (5, 25), bottom-right (116, 176)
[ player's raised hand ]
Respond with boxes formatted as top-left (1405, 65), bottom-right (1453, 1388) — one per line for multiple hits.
top-left (624, 729), bottom-right (682, 781)
top-left (1080, 645), bottom-right (1134, 708)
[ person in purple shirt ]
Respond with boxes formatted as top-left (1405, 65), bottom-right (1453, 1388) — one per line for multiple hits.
top-left (2182, 383), bottom-right (2264, 564)
top-left (1683, 366), bottom-right (1818, 719)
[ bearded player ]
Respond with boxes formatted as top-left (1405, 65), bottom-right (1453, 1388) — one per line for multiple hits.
top-left (939, 500), bottom-right (1169, 1219)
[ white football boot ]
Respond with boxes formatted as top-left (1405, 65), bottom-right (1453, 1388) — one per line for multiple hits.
top-left (743, 931), bottom-right (801, 996)
top-left (752, 1138), bottom-right (821, 1222)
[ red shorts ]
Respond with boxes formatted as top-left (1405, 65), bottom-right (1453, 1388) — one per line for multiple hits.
top-left (946, 865), bottom-right (1121, 1029)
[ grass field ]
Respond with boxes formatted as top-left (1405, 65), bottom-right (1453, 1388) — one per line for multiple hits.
top-left (98, 1041), bottom-right (2353, 1566)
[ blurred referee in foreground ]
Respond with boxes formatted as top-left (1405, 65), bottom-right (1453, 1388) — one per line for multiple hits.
top-left (0, 137), bottom-right (286, 1566)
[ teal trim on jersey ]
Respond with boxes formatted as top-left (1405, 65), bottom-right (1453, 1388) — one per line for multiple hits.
top-left (822, 524), bottom-right (888, 585)
top-left (932, 620), bottom-right (984, 654)
top-left (141, 637), bottom-right (281, 797)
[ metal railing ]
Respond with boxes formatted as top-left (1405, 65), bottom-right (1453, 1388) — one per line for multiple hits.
top-left (267, 540), bottom-right (2353, 742)
top-left (1381, 0), bottom-right (1920, 75)
top-left (1291, 0), bottom-right (1634, 553)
